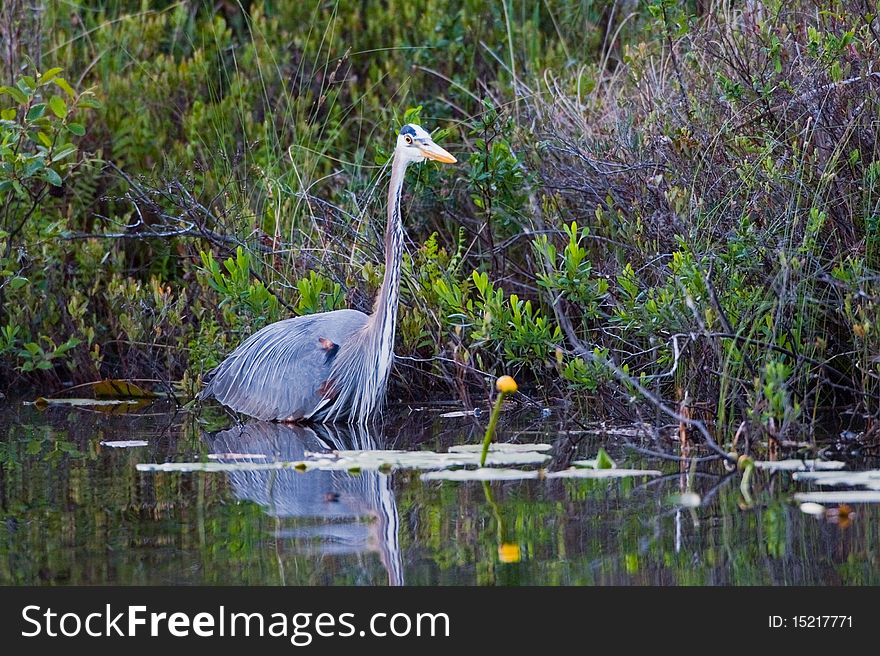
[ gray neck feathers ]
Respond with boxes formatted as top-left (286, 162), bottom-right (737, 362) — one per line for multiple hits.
top-left (372, 153), bottom-right (406, 341)
top-left (324, 152), bottom-right (409, 423)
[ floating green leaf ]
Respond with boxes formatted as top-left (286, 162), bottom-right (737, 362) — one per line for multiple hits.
top-left (30, 397), bottom-right (143, 409)
top-left (793, 469), bottom-right (880, 490)
top-left (138, 446), bottom-right (552, 474)
top-left (439, 409), bottom-right (479, 418)
top-left (546, 467), bottom-right (660, 479)
top-left (206, 453), bottom-right (268, 461)
top-left (755, 459), bottom-right (846, 472)
top-left (794, 491), bottom-right (880, 504)
top-left (421, 468), bottom-right (542, 482)
top-left (448, 443), bottom-right (552, 453)
top-left (420, 466), bottom-right (661, 482)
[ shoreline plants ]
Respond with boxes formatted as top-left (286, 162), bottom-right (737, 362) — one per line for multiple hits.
top-left (1, 1), bottom-right (879, 454)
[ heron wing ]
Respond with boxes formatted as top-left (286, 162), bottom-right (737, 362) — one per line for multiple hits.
top-left (200, 309), bottom-right (369, 421)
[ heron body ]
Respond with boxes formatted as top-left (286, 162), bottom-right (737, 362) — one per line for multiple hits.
top-left (200, 124), bottom-right (456, 423)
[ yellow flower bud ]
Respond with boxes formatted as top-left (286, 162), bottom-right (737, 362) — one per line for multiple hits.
top-left (496, 375), bottom-right (518, 394)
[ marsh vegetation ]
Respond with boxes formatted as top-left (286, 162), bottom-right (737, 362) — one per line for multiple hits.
top-left (2, 1), bottom-right (880, 461)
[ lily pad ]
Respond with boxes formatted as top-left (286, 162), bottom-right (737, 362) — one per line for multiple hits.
top-left (794, 491), bottom-right (880, 504)
top-left (447, 443), bottom-right (552, 453)
top-left (30, 397), bottom-right (143, 409)
top-left (421, 468), bottom-right (542, 482)
top-left (420, 466), bottom-right (661, 483)
top-left (100, 440), bottom-right (149, 448)
top-left (28, 397), bottom-right (151, 414)
top-left (545, 467), bottom-right (661, 479)
top-left (792, 470), bottom-right (880, 490)
top-left (799, 502), bottom-right (826, 516)
top-left (137, 446), bottom-right (551, 474)
top-left (754, 459), bottom-right (846, 472)
top-left (439, 410), bottom-right (480, 418)
top-left (138, 461), bottom-right (302, 473)
top-left (322, 449), bottom-right (549, 469)
top-left (578, 424), bottom-right (651, 437)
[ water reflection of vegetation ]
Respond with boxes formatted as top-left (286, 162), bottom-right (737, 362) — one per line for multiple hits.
top-left (0, 403), bottom-right (878, 585)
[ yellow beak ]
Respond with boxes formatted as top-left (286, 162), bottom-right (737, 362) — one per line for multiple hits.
top-left (418, 141), bottom-right (457, 164)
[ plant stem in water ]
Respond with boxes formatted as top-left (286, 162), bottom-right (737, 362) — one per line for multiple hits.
top-left (480, 391), bottom-right (507, 467)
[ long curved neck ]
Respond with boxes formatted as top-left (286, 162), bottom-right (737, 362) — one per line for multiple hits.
top-left (368, 153), bottom-right (407, 341)
top-left (322, 153), bottom-right (408, 423)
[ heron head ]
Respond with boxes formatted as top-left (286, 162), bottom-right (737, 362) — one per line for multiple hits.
top-left (395, 123), bottom-right (456, 164)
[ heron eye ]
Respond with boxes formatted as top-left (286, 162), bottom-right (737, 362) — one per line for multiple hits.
top-left (404, 135), bottom-right (413, 145)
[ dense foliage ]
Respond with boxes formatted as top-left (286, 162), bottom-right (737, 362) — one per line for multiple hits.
top-left (1, 1), bottom-right (879, 448)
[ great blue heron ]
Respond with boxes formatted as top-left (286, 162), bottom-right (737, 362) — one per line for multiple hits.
top-left (200, 124), bottom-right (456, 423)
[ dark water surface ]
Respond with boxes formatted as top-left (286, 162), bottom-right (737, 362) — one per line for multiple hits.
top-left (0, 399), bottom-right (876, 585)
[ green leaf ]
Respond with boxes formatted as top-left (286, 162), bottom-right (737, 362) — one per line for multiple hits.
top-left (38, 68), bottom-right (63, 85)
top-left (0, 85), bottom-right (28, 104)
top-left (15, 82), bottom-right (33, 102)
top-left (48, 96), bottom-right (67, 118)
top-left (91, 379), bottom-right (154, 398)
top-left (0, 108), bottom-right (15, 120)
top-left (595, 447), bottom-right (617, 470)
top-left (67, 122), bottom-right (85, 136)
top-left (77, 95), bottom-right (103, 110)
top-left (36, 131), bottom-right (52, 148)
top-left (23, 158), bottom-right (45, 178)
top-left (51, 144), bottom-right (77, 162)
top-left (26, 103), bottom-right (46, 121)
top-left (44, 167), bottom-right (62, 187)
top-left (20, 75), bottom-right (36, 91)
top-left (9, 276), bottom-right (28, 290)
top-left (54, 77), bottom-right (76, 98)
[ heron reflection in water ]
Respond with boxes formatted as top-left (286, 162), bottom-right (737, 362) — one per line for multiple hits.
top-left (205, 421), bottom-right (403, 586)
